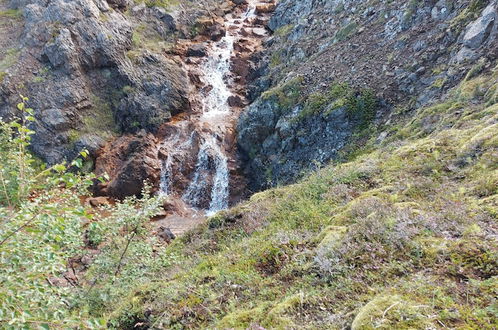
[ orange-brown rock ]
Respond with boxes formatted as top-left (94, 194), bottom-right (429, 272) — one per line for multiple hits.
top-left (255, 4), bottom-right (276, 14)
top-left (93, 131), bottom-right (161, 199)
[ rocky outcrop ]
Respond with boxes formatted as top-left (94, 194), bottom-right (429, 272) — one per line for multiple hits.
top-left (93, 131), bottom-right (161, 199)
top-left (0, 0), bottom-right (216, 164)
top-left (237, 0), bottom-right (498, 191)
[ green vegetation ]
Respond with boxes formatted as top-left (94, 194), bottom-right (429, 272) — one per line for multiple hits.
top-left (450, 0), bottom-right (487, 33)
top-left (261, 76), bottom-right (304, 112)
top-left (274, 24), bottom-right (294, 37)
top-left (0, 97), bottom-right (166, 327)
top-left (334, 21), bottom-right (358, 43)
top-left (68, 94), bottom-right (119, 145)
top-left (127, 23), bottom-right (173, 61)
top-left (295, 82), bottom-right (378, 130)
top-left (0, 9), bottom-right (21, 19)
top-left (136, 0), bottom-right (178, 8)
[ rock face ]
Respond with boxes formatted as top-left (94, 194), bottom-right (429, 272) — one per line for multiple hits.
top-left (93, 131), bottom-right (161, 199)
top-left (237, 0), bottom-right (498, 191)
top-left (238, 96), bottom-right (354, 189)
top-left (0, 0), bottom-right (214, 164)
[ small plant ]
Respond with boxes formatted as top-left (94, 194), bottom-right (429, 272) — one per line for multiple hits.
top-left (0, 96), bottom-right (36, 206)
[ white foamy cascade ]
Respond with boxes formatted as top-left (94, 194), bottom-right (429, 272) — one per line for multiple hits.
top-left (159, 156), bottom-right (172, 195)
top-left (182, 137), bottom-right (229, 214)
top-left (159, 1), bottom-right (264, 216)
top-left (201, 36), bottom-right (235, 117)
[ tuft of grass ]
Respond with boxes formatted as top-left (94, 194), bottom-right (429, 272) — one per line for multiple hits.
top-left (274, 24), bottom-right (294, 37)
top-left (261, 76), bottom-right (304, 112)
top-left (334, 22), bottom-right (358, 43)
top-left (0, 9), bottom-right (22, 19)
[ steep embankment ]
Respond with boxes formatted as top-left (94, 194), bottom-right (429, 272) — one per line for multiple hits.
top-left (103, 64), bottom-right (497, 329)
top-left (238, 0), bottom-right (498, 191)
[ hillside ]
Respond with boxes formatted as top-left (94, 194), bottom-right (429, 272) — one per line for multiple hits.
top-left (0, 0), bottom-right (497, 329)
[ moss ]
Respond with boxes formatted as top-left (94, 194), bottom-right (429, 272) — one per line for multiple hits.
top-left (0, 71), bottom-right (6, 83)
top-left (0, 9), bottom-right (22, 19)
top-left (261, 76), bottom-right (304, 112)
top-left (136, 0), bottom-right (179, 8)
top-left (334, 22), bottom-right (358, 43)
top-left (431, 77), bottom-right (447, 89)
top-left (315, 226), bottom-right (348, 249)
top-left (274, 24), bottom-right (294, 37)
top-left (67, 129), bottom-right (81, 145)
top-left (217, 304), bottom-right (268, 328)
top-left (130, 23), bottom-right (173, 55)
top-left (269, 51), bottom-right (283, 68)
top-left (448, 240), bottom-right (498, 280)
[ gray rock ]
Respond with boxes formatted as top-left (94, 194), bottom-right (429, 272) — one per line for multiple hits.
top-left (431, 0), bottom-right (451, 21)
top-left (463, 2), bottom-right (497, 49)
top-left (74, 134), bottom-right (106, 154)
top-left (42, 108), bottom-right (70, 130)
top-left (0, 0), bottom-right (201, 165)
top-left (42, 28), bottom-right (77, 72)
top-left (452, 47), bottom-right (478, 64)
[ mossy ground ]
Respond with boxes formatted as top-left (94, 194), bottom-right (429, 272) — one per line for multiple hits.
top-left (94, 66), bottom-right (498, 329)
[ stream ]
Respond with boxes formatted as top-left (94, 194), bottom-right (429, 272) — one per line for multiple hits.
top-left (156, 0), bottom-right (271, 233)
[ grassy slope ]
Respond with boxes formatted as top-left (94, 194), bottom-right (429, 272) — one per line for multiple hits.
top-left (104, 66), bottom-right (498, 329)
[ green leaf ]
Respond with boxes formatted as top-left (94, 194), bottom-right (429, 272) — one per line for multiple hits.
top-left (80, 150), bottom-right (89, 159)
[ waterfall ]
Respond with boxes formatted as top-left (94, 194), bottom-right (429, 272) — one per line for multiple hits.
top-left (182, 137), bottom-right (229, 214)
top-left (201, 35), bottom-right (235, 117)
top-left (207, 140), bottom-right (229, 214)
top-left (159, 156), bottom-right (172, 195)
top-left (158, 1), bottom-right (264, 216)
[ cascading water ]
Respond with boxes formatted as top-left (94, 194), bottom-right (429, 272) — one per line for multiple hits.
top-left (159, 156), bottom-right (172, 195)
top-left (201, 35), bottom-right (234, 116)
top-left (158, 0), bottom-right (269, 219)
top-left (182, 137), bottom-right (229, 215)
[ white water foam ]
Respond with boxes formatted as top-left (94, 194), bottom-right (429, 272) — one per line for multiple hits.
top-left (161, 1), bottom-right (261, 215)
top-left (182, 137), bottom-right (229, 215)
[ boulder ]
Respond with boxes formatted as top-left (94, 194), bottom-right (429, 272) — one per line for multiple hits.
top-left (463, 3), bottom-right (497, 49)
top-left (187, 44), bottom-right (208, 57)
top-left (94, 131), bottom-right (161, 199)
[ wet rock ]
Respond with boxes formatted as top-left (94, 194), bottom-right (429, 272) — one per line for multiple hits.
top-left (252, 27), bottom-right (267, 37)
top-left (255, 4), bottom-right (276, 14)
top-left (232, 0), bottom-right (248, 5)
top-left (187, 44), bottom-right (208, 57)
top-left (228, 95), bottom-right (244, 107)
